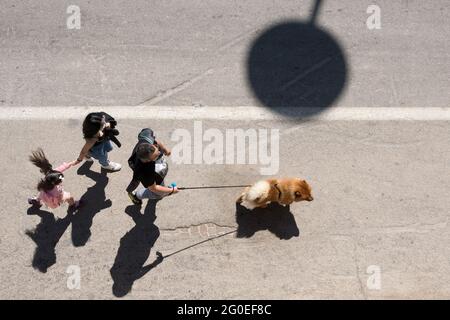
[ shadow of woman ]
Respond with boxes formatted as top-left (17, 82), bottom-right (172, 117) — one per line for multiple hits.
top-left (235, 202), bottom-right (300, 240)
top-left (71, 161), bottom-right (112, 247)
top-left (110, 201), bottom-right (163, 298)
top-left (25, 206), bottom-right (74, 273)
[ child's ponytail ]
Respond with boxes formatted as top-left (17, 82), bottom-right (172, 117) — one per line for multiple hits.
top-left (29, 148), bottom-right (53, 174)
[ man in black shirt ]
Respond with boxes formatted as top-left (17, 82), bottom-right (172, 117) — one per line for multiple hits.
top-left (127, 129), bottom-right (179, 204)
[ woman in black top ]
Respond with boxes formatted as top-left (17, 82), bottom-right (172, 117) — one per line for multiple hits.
top-left (73, 112), bottom-right (122, 172)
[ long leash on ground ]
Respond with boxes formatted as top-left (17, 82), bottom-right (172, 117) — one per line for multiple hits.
top-left (161, 229), bottom-right (238, 260)
top-left (146, 230), bottom-right (238, 268)
top-left (145, 183), bottom-right (249, 263)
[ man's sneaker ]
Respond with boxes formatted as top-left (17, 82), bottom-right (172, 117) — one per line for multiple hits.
top-left (101, 161), bottom-right (122, 172)
top-left (128, 192), bottom-right (143, 205)
top-left (85, 154), bottom-right (94, 162)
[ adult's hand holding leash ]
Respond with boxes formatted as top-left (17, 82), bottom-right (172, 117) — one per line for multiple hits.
top-left (169, 182), bottom-right (179, 195)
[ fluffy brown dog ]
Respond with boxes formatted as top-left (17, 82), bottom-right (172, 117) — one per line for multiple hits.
top-left (236, 178), bottom-right (313, 210)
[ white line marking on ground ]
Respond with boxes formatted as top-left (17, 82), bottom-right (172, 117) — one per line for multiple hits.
top-left (0, 106), bottom-right (449, 121)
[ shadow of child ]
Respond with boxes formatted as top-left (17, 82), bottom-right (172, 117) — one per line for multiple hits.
top-left (25, 206), bottom-right (74, 273)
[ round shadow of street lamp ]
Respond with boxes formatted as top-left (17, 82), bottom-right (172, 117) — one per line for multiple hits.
top-left (246, 0), bottom-right (347, 117)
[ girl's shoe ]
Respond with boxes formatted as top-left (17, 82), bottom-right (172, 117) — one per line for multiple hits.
top-left (70, 200), bottom-right (83, 210)
top-left (28, 197), bottom-right (42, 208)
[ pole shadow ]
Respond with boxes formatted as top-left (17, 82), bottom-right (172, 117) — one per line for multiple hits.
top-left (110, 201), bottom-right (163, 298)
top-left (71, 161), bottom-right (112, 247)
top-left (246, 1), bottom-right (347, 117)
top-left (25, 206), bottom-right (74, 273)
top-left (235, 202), bottom-right (300, 240)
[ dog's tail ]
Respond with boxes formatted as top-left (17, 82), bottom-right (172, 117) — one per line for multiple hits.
top-left (29, 148), bottom-right (53, 175)
top-left (246, 181), bottom-right (270, 202)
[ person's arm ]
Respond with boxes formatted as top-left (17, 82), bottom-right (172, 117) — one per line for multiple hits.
top-left (54, 161), bottom-right (75, 173)
top-left (148, 183), bottom-right (178, 195)
top-left (73, 138), bottom-right (97, 165)
top-left (155, 139), bottom-right (171, 156)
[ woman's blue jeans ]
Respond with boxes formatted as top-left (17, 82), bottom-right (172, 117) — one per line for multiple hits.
top-left (89, 140), bottom-right (113, 166)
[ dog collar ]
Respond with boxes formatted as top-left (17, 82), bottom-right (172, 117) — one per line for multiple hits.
top-left (274, 183), bottom-right (282, 200)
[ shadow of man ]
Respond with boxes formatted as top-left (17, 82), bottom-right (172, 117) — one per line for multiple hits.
top-left (25, 206), bottom-right (74, 273)
top-left (235, 202), bottom-right (300, 240)
top-left (110, 201), bottom-right (163, 298)
top-left (71, 161), bottom-right (112, 247)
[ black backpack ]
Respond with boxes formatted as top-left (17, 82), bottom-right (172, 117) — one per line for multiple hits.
top-left (128, 128), bottom-right (158, 170)
top-left (88, 111), bottom-right (121, 148)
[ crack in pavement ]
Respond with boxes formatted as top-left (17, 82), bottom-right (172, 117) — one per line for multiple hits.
top-left (134, 25), bottom-right (260, 107)
top-left (136, 69), bottom-right (214, 106)
top-left (325, 221), bottom-right (448, 238)
top-left (351, 236), bottom-right (367, 300)
top-left (218, 27), bottom-right (261, 53)
top-left (363, 221), bottom-right (449, 235)
top-left (160, 221), bottom-right (237, 232)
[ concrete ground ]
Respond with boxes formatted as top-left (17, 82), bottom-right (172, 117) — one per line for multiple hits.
top-left (0, 0), bottom-right (449, 299)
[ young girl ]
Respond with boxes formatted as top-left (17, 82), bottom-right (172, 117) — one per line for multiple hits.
top-left (28, 148), bottom-right (82, 209)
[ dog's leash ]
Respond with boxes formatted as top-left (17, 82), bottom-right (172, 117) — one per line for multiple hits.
top-left (161, 230), bottom-right (238, 259)
top-left (177, 184), bottom-right (251, 190)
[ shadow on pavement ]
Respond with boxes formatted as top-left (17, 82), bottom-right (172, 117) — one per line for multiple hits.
top-left (235, 202), bottom-right (300, 240)
top-left (110, 201), bottom-right (162, 298)
top-left (25, 206), bottom-right (74, 273)
top-left (246, 0), bottom-right (347, 117)
top-left (71, 161), bottom-right (112, 247)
